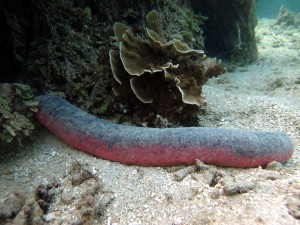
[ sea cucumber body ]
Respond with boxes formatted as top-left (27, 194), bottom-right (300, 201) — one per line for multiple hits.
top-left (36, 95), bottom-right (294, 167)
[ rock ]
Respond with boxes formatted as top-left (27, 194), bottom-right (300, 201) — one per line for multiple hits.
top-left (0, 192), bottom-right (24, 219)
top-left (266, 161), bottom-right (283, 170)
top-left (43, 212), bottom-right (56, 222)
top-left (223, 181), bottom-right (256, 196)
top-left (69, 162), bottom-right (94, 186)
top-left (286, 194), bottom-right (300, 220)
top-left (60, 193), bottom-right (73, 205)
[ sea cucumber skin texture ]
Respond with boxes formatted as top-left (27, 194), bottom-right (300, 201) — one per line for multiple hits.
top-left (35, 95), bottom-right (294, 168)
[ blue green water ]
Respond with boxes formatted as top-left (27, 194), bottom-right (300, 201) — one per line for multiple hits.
top-left (257, 0), bottom-right (300, 18)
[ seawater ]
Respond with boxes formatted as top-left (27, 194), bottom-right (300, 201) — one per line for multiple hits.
top-left (257, 0), bottom-right (300, 18)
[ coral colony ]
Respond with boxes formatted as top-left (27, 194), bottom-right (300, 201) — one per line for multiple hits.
top-left (110, 10), bottom-right (225, 125)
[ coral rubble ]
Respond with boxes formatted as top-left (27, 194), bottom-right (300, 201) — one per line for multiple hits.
top-left (0, 83), bottom-right (38, 143)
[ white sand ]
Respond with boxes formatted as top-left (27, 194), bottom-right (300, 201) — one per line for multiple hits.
top-left (0, 18), bottom-right (299, 225)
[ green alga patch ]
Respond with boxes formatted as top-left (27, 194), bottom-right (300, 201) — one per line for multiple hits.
top-left (0, 83), bottom-right (38, 143)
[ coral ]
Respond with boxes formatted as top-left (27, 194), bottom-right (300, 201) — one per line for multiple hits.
top-left (66, 162), bottom-right (114, 223)
top-left (1, 0), bottom-right (207, 128)
top-left (69, 162), bottom-right (95, 186)
top-left (275, 6), bottom-right (300, 28)
top-left (0, 189), bottom-right (56, 224)
top-left (110, 10), bottom-right (225, 126)
top-left (0, 192), bottom-right (24, 219)
top-left (0, 83), bottom-right (38, 143)
top-left (35, 183), bottom-right (58, 213)
top-left (276, 6), bottom-right (295, 27)
top-left (286, 193), bottom-right (300, 220)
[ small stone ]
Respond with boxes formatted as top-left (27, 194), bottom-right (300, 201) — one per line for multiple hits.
top-left (0, 193), bottom-right (23, 219)
top-left (69, 162), bottom-right (94, 186)
top-left (256, 216), bottom-right (264, 223)
top-left (164, 193), bottom-right (173, 203)
top-left (266, 161), bottom-right (283, 170)
top-left (52, 218), bottom-right (63, 225)
top-left (173, 165), bottom-right (198, 181)
top-left (264, 174), bottom-right (283, 180)
top-left (191, 187), bottom-right (199, 196)
top-left (223, 181), bottom-right (256, 196)
top-left (51, 150), bottom-right (59, 156)
top-left (102, 192), bottom-right (115, 207)
top-left (0, 168), bottom-right (13, 175)
top-left (71, 221), bottom-right (84, 225)
top-left (60, 193), bottom-right (73, 205)
top-left (195, 159), bottom-right (210, 170)
top-left (286, 194), bottom-right (300, 219)
top-left (210, 189), bottom-right (220, 199)
top-left (43, 212), bottom-right (56, 222)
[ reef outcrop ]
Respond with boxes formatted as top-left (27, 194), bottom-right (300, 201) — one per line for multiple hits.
top-left (191, 0), bottom-right (258, 63)
top-left (275, 6), bottom-right (300, 27)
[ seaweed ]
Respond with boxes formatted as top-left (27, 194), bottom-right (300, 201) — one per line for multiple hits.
top-left (0, 83), bottom-right (38, 143)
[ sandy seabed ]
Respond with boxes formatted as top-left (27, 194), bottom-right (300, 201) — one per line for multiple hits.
top-left (1, 18), bottom-right (300, 225)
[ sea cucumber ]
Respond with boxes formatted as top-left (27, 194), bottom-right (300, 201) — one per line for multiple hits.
top-left (35, 95), bottom-right (294, 168)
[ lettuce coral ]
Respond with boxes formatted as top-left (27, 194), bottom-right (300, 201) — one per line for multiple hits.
top-left (110, 10), bottom-right (225, 126)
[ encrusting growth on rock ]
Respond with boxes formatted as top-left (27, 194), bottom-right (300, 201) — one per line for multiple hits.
top-left (110, 10), bottom-right (226, 126)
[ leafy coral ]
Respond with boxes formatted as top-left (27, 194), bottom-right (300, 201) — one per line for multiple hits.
top-left (0, 83), bottom-right (38, 143)
top-left (1, 0), bottom-right (206, 118)
top-left (1, 0), bottom-right (209, 129)
top-left (110, 11), bottom-right (225, 126)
